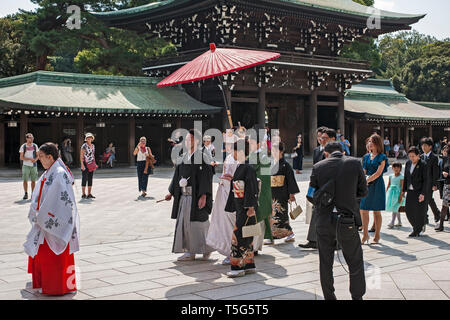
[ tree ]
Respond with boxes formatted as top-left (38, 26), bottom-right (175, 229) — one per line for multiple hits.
top-left (399, 42), bottom-right (450, 102)
top-left (0, 16), bottom-right (34, 78)
top-left (340, 0), bottom-right (379, 71)
top-left (15, 0), bottom-right (174, 75)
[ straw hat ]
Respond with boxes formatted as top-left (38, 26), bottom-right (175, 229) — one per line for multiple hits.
top-left (85, 132), bottom-right (95, 141)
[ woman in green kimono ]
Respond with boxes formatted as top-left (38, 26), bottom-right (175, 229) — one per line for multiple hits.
top-left (248, 127), bottom-right (274, 249)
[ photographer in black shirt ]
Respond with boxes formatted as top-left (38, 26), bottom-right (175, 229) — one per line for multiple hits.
top-left (309, 141), bottom-right (368, 300)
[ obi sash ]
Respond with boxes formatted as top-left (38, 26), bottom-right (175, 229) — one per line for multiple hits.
top-left (271, 175), bottom-right (285, 187)
top-left (233, 180), bottom-right (245, 199)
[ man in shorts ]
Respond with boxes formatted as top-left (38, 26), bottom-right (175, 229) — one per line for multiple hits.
top-left (19, 133), bottom-right (39, 200)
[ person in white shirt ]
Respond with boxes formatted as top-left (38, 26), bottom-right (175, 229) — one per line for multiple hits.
top-left (19, 133), bottom-right (39, 200)
top-left (133, 137), bottom-right (153, 197)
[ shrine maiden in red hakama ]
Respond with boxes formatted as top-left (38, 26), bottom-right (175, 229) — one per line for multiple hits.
top-left (24, 156), bottom-right (80, 295)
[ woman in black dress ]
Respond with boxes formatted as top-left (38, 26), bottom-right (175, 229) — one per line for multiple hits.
top-left (225, 138), bottom-right (259, 278)
top-left (292, 134), bottom-right (304, 174)
top-left (401, 147), bottom-right (428, 237)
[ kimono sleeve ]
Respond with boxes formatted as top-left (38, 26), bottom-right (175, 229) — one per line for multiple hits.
top-left (244, 166), bottom-right (259, 209)
top-left (168, 164), bottom-right (180, 195)
top-left (285, 162), bottom-right (300, 195)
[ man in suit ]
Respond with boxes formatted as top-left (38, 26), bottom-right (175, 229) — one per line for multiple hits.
top-left (420, 137), bottom-right (441, 225)
top-left (402, 146), bottom-right (428, 237)
top-left (312, 127), bottom-right (327, 165)
top-left (299, 128), bottom-right (336, 249)
top-left (310, 141), bottom-right (368, 300)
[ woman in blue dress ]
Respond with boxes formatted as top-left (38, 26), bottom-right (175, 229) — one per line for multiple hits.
top-left (360, 134), bottom-right (388, 245)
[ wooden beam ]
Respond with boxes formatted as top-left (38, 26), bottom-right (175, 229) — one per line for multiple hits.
top-left (338, 94), bottom-right (345, 135)
top-left (231, 97), bottom-right (259, 103)
top-left (308, 91), bottom-right (318, 155)
top-left (129, 117), bottom-right (136, 167)
top-left (20, 113), bottom-right (28, 145)
top-left (317, 101), bottom-right (339, 107)
top-left (76, 116), bottom-right (84, 167)
top-left (258, 87), bottom-right (266, 126)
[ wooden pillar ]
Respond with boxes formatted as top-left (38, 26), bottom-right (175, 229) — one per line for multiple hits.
top-left (380, 123), bottom-right (385, 141)
top-left (308, 91), bottom-right (318, 154)
top-left (405, 124), bottom-right (410, 150)
top-left (390, 127), bottom-right (394, 143)
top-left (76, 116), bottom-right (84, 167)
top-left (0, 117), bottom-right (5, 167)
top-left (258, 87), bottom-right (266, 127)
top-left (429, 124), bottom-right (433, 139)
top-left (397, 127), bottom-right (401, 144)
top-left (128, 117), bottom-right (136, 166)
top-left (223, 88), bottom-right (232, 130)
top-left (352, 119), bottom-right (358, 157)
top-left (338, 94), bottom-right (345, 135)
top-left (20, 113), bottom-right (28, 145)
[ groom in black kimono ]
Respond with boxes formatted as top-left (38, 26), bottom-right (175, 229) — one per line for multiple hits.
top-left (165, 129), bottom-right (214, 261)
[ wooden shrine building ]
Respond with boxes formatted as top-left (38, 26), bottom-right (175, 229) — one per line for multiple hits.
top-left (93, 0), bottom-right (426, 153)
top-left (0, 71), bottom-right (221, 167)
top-left (344, 79), bottom-right (450, 157)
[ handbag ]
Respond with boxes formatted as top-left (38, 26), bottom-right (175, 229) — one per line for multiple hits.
top-left (242, 215), bottom-right (263, 238)
top-left (289, 200), bottom-right (303, 220)
top-left (86, 160), bottom-right (98, 172)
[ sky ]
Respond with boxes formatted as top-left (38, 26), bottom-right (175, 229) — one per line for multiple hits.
top-left (1, 0), bottom-right (449, 39)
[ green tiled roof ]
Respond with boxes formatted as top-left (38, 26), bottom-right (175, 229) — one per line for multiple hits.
top-left (414, 101), bottom-right (450, 110)
top-left (0, 71), bottom-right (221, 114)
top-left (280, 0), bottom-right (425, 20)
top-left (345, 79), bottom-right (450, 121)
top-left (92, 0), bottom-right (425, 23)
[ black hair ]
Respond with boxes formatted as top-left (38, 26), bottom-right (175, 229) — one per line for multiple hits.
top-left (39, 142), bottom-right (60, 161)
top-left (408, 146), bottom-right (420, 155)
top-left (420, 137), bottom-right (434, 147)
top-left (188, 129), bottom-right (202, 144)
top-left (317, 126), bottom-right (327, 134)
top-left (324, 141), bottom-right (343, 154)
top-left (233, 138), bottom-right (250, 157)
top-left (323, 128), bottom-right (337, 140)
top-left (392, 162), bottom-right (402, 169)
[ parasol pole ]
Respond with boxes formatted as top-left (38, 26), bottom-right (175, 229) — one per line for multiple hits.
top-left (218, 77), bottom-right (234, 129)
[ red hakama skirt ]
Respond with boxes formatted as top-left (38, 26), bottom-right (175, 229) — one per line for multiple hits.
top-left (28, 239), bottom-right (77, 295)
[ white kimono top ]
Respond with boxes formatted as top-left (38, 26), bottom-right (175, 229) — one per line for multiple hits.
top-left (24, 158), bottom-right (80, 258)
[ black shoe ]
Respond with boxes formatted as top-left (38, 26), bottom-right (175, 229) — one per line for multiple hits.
top-left (244, 263), bottom-right (256, 274)
top-left (352, 296), bottom-right (363, 300)
top-left (298, 241), bottom-right (317, 249)
top-left (445, 216), bottom-right (449, 222)
top-left (254, 251), bottom-right (259, 256)
top-left (23, 193), bottom-right (28, 200)
top-left (408, 232), bottom-right (419, 238)
top-left (81, 194), bottom-right (87, 199)
top-left (369, 228), bottom-right (376, 233)
top-left (435, 226), bottom-right (444, 232)
top-left (87, 194), bottom-right (95, 199)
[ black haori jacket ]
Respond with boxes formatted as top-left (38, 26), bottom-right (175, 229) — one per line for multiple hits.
top-left (168, 149), bottom-right (213, 222)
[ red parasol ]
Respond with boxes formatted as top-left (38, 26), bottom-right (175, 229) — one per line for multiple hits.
top-left (157, 43), bottom-right (280, 127)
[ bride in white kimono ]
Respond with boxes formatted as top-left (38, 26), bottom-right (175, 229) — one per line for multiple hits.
top-left (206, 136), bottom-right (239, 265)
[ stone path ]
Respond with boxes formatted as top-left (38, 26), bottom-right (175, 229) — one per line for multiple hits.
top-left (0, 166), bottom-right (449, 300)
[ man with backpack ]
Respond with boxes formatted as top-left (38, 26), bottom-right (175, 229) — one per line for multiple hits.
top-left (19, 133), bottom-right (39, 200)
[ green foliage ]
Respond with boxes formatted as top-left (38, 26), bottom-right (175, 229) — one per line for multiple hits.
top-left (10, 0), bottom-right (172, 75)
top-left (0, 16), bottom-right (35, 78)
top-left (352, 0), bottom-right (374, 6)
top-left (399, 42), bottom-right (450, 102)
